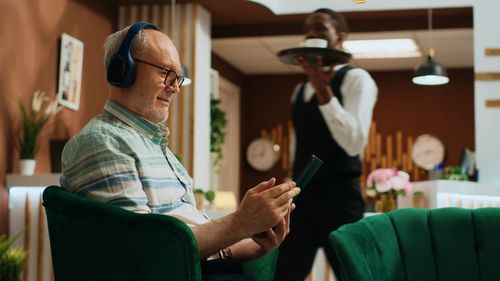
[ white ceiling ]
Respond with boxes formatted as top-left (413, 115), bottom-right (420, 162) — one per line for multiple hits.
top-left (212, 28), bottom-right (473, 74)
top-left (247, 0), bottom-right (473, 14)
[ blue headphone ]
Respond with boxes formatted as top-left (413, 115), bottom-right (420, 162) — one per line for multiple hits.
top-left (107, 21), bottom-right (159, 88)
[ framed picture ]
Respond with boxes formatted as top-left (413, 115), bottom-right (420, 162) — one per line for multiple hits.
top-left (57, 33), bottom-right (84, 111)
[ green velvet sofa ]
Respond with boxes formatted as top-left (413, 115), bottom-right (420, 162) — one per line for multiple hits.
top-left (329, 208), bottom-right (500, 281)
top-left (43, 186), bottom-right (277, 281)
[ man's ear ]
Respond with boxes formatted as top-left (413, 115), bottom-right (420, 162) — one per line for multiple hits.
top-left (336, 32), bottom-right (347, 48)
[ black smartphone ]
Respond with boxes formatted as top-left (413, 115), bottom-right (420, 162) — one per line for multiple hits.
top-left (253, 155), bottom-right (323, 239)
top-left (293, 155), bottom-right (323, 193)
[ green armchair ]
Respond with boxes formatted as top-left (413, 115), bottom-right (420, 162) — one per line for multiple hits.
top-left (43, 186), bottom-right (277, 281)
top-left (329, 208), bottom-right (500, 281)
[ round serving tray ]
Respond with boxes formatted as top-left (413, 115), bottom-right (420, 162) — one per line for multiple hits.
top-left (277, 47), bottom-right (352, 66)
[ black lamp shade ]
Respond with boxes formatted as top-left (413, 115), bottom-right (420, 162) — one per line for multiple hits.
top-left (412, 55), bottom-right (449, 86)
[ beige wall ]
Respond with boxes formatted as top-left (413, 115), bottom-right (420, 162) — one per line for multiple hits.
top-left (0, 0), bottom-right (116, 234)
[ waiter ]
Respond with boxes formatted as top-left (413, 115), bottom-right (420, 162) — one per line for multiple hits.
top-left (275, 8), bottom-right (378, 281)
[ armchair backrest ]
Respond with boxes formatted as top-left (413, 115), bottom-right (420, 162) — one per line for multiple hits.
top-left (330, 208), bottom-right (500, 281)
top-left (43, 186), bottom-right (202, 281)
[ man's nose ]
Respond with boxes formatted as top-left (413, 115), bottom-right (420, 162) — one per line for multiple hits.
top-left (166, 79), bottom-right (181, 92)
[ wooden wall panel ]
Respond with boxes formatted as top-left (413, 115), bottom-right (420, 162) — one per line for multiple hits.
top-left (239, 68), bottom-right (475, 196)
top-left (119, 3), bottom-right (196, 172)
top-left (0, 0), bottom-right (115, 235)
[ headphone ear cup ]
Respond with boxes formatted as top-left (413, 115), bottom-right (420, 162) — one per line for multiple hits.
top-left (107, 55), bottom-right (136, 88)
top-left (107, 57), bottom-right (127, 86)
top-left (106, 22), bottom-right (158, 88)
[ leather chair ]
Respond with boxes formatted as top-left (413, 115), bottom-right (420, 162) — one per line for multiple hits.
top-left (329, 208), bottom-right (500, 281)
top-left (43, 186), bottom-right (277, 281)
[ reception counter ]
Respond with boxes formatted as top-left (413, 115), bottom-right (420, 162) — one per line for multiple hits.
top-left (399, 180), bottom-right (500, 209)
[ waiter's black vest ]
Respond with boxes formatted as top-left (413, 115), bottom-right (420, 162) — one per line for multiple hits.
top-left (292, 65), bottom-right (361, 182)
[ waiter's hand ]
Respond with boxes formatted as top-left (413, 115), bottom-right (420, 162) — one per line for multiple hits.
top-left (297, 55), bottom-right (336, 105)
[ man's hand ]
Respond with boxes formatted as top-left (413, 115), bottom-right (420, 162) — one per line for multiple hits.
top-left (251, 203), bottom-right (295, 252)
top-left (233, 178), bottom-right (300, 237)
top-left (191, 178), bottom-right (299, 259)
top-left (297, 55), bottom-right (336, 105)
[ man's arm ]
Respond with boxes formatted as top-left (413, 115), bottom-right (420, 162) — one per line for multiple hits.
top-left (191, 179), bottom-right (299, 259)
top-left (297, 56), bottom-right (377, 156)
top-left (61, 133), bottom-right (151, 213)
top-left (318, 68), bottom-right (377, 156)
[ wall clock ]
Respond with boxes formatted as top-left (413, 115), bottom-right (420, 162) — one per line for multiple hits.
top-left (411, 134), bottom-right (445, 170)
top-left (246, 138), bottom-right (280, 172)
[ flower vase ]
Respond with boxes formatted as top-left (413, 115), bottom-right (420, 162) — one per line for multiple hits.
top-left (375, 194), bottom-right (397, 213)
top-left (20, 159), bottom-right (36, 175)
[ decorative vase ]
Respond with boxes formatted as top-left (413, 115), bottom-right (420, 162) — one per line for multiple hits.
top-left (20, 159), bottom-right (36, 175)
top-left (412, 193), bottom-right (427, 208)
top-left (375, 193), bottom-right (397, 213)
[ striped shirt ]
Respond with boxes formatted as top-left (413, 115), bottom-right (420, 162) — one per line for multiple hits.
top-left (60, 100), bottom-right (210, 226)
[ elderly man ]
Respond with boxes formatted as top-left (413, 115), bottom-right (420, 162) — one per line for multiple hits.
top-left (60, 22), bottom-right (300, 280)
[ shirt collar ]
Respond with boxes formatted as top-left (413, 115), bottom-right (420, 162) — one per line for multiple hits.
top-left (334, 63), bottom-right (348, 71)
top-left (104, 100), bottom-right (170, 146)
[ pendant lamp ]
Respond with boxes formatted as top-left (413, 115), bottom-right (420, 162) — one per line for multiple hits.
top-left (412, 1), bottom-right (449, 86)
top-left (171, 0), bottom-right (192, 87)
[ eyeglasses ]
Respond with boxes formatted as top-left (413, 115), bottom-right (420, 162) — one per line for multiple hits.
top-left (134, 58), bottom-right (185, 87)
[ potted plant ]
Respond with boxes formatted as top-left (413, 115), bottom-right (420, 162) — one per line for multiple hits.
top-left (204, 190), bottom-right (216, 208)
top-left (193, 189), bottom-right (216, 211)
top-left (18, 90), bottom-right (62, 175)
top-left (366, 168), bottom-right (412, 213)
top-left (194, 189), bottom-right (205, 210)
top-left (0, 232), bottom-right (27, 281)
top-left (412, 191), bottom-right (427, 208)
top-left (210, 97), bottom-right (227, 169)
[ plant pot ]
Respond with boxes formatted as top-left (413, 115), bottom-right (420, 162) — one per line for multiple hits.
top-left (194, 192), bottom-right (205, 210)
top-left (20, 159), bottom-right (36, 175)
top-left (375, 194), bottom-right (397, 213)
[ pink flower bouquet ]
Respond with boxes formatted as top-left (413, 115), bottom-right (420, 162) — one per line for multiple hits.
top-left (366, 168), bottom-right (411, 197)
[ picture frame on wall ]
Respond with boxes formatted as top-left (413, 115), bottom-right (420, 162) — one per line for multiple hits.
top-left (57, 33), bottom-right (84, 111)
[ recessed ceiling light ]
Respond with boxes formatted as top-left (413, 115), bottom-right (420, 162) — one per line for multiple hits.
top-left (343, 38), bottom-right (421, 59)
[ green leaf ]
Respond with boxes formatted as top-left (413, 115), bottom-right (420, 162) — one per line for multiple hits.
top-left (0, 229), bottom-right (24, 258)
top-left (194, 189), bottom-right (205, 194)
top-left (210, 97), bottom-right (227, 169)
top-left (204, 190), bottom-right (215, 202)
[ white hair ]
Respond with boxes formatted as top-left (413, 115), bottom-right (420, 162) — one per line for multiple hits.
top-left (103, 25), bottom-right (153, 73)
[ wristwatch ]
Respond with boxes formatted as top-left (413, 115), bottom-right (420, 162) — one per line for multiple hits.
top-left (206, 248), bottom-right (233, 261)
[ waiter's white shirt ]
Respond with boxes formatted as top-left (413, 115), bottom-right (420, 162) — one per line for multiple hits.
top-left (290, 64), bottom-right (378, 164)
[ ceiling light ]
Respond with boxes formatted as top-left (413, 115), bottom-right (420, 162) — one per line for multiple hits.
top-left (343, 39), bottom-right (421, 59)
top-left (412, 0), bottom-right (449, 86)
top-left (412, 48), bottom-right (449, 85)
